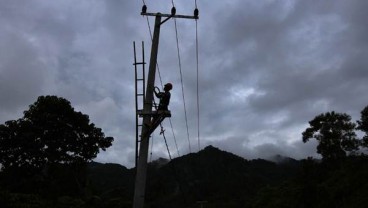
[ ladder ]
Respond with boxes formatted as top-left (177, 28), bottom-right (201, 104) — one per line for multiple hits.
top-left (133, 41), bottom-right (172, 168)
top-left (133, 41), bottom-right (146, 168)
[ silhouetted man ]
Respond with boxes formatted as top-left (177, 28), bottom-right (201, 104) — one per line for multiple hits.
top-left (145, 83), bottom-right (172, 130)
top-left (154, 83), bottom-right (172, 111)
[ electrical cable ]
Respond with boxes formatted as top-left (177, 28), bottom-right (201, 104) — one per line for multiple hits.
top-left (166, 0), bottom-right (183, 157)
top-left (140, 0), bottom-right (197, 157)
top-left (141, 0), bottom-right (164, 86)
top-left (141, 0), bottom-right (180, 158)
top-left (137, 1), bottom-right (202, 205)
top-left (173, 18), bottom-right (192, 153)
top-left (195, 17), bottom-right (200, 151)
top-left (145, 14), bottom-right (179, 157)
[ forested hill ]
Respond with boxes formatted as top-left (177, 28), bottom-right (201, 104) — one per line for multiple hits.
top-left (86, 145), bottom-right (300, 207)
top-left (2, 145), bottom-right (368, 207)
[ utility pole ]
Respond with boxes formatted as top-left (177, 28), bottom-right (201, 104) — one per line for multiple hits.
top-left (133, 6), bottom-right (198, 208)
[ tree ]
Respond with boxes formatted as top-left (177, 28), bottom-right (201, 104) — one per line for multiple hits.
top-left (357, 105), bottom-right (368, 147)
top-left (0, 95), bottom-right (113, 171)
top-left (302, 111), bottom-right (358, 160)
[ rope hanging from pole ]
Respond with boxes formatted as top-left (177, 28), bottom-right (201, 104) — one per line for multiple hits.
top-left (160, 123), bottom-right (172, 160)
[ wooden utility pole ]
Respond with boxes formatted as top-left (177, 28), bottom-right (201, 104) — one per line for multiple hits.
top-left (133, 8), bottom-right (198, 208)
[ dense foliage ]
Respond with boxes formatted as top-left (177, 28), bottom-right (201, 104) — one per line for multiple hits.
top-left (0, 95), bottom-right (113, 171)
top-left (1, 103), bottom-right (368, 207)
top-left (253, 156), bottom-right (368, 208)
top-left (302, 111), bottom-right (358, 160)
top-left (2, 146), bottom-right (368, 207)
top-left (0, 95), bottom-right (114, 206)
top-left (357, 105), bottom-right (368, 146)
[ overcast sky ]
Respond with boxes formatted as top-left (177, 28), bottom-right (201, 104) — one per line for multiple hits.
top-left (1, 0), bottom-right (368, 167)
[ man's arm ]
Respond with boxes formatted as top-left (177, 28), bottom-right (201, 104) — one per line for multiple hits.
top-left (154, 87), bottom-right (160, 97)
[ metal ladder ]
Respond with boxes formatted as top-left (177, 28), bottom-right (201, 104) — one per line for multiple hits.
top-left (133, 41), bottom-right (146, 168)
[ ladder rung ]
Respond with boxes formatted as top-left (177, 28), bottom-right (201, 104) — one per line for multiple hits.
top-left (136, 78), bottom-right (144, 81)
top-left (136, 93), bottom-right (144, 96)
top-left (133, 62), bottom-right (146, 65)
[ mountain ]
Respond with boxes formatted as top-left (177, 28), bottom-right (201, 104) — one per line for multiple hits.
top-left (86, 145), bottom-right (301, 208)
top-left (150, 157), bottom-right (170, 169)
top-left (87, 162), bottom-right (134, 198)
top-left (144, 145), bottom-right (300, 207)
top-left (0, 145), bottom-right (304, 208)
top-left (6, 145), bottom-right (368, 207)
top-left (3, 145), bottom-right (368, 207)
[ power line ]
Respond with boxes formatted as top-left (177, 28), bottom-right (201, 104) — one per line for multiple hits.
top-left (140, 0), bottom-right (196, 155)
top-left (144, 12), bottom-right (179, 157)
top-left (141, 1), bottom-right (180, 158)
top-left (173, 18), bottom-right (192, 153)
top-left (196, 18), bottom-right (200, 151)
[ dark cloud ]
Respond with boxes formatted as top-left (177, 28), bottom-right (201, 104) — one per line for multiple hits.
top-left (1, 0), bottom-right (367, 167)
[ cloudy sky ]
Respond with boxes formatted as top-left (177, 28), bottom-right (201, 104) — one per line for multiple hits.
top-left (1, 0), bottom-right (367, 167)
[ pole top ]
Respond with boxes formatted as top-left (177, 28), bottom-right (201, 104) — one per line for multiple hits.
top-left (141, 12), bottom-right (198, 20)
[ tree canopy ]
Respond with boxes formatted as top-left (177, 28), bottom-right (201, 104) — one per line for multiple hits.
top-left (0, 95), bottom-right (113, 171)
top-left (302, 111), bottom-right (358, 160)
top-left (357, 105), bottom-right (368, 146)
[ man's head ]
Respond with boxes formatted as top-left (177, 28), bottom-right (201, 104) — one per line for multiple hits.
top-left (164, 83), bottom-right (173, 91)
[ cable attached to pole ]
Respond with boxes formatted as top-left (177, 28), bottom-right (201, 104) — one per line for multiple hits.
top-left (194, 0), bottom-right (200, 152)
top-left (173, 18), bottom-right (192, 153)
top-left (195, 15), bottom-right (200, 151)
top-left (141, 0), bottom-right (180, 158)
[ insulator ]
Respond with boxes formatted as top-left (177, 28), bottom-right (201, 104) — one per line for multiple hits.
top-left (171, 7), bottom-right (176, 15)
top-left (194, 8), bottom-right (199, 18)
top-left (142, 5), bottom-right (147, 13)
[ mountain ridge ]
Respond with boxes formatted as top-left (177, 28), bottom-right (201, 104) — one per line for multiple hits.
top-left (87, 145), bottom-right (301, 207)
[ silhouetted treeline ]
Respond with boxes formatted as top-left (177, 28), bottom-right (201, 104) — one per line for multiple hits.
top-left (3, 146), bottom-right (368, 208)
top-left (0, 96), bottom-right (114, 208)
top-left (1, 97), bottom-right (368, 207)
